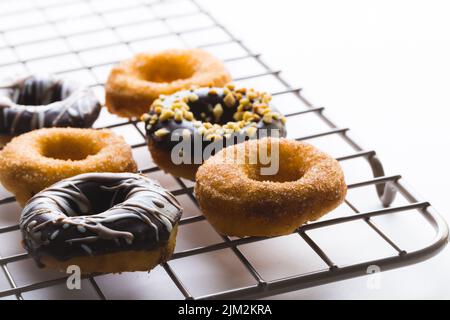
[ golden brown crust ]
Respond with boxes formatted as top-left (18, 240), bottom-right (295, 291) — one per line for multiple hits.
top-left (105, 49), bottom-right (231, 118)
top-left (40, 225), bottom-right (178, 274)
top-left (194, 138), bottom-right (347, 237)
top-left (0, 128), bottom-right (137, 206)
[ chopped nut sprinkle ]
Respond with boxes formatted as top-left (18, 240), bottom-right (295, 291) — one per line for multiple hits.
top-left (141, 114), bottom-right (150, 122)
top-left (247, 90), bottom-right (257, 100)
top-left (245, 126), bottom-right (257, 137)
top-left (260, 108), bottom-right (271, 115)
top-left (226, 83), bottom-right (235, 90)
top-left (233, 111), bottom-right (243, 121)
top-left (263, 113), bottom-right (273, 124)
top-left (154, 106), bottom-right (162, 114)
top-left (243, 111), bottom-right (254, 121)
top-left (203, 122), bottom-right (213, 129)
top-left (188, 93), bottom-right (199, 102)
top-left (144, 85), bottom-right (285, 140)
top-left (154, 128), bottom-right (170, 137)
top-left (159, 109), bottom-right (175, 122)
top-left (150, 114), bottom-right (158, 124)
top-left (236, 87), bottom-right (247, 94)
top-left (239, 97), bottom-right (249, 106)
top-left (223, 92), bottom-right (236, 107)
top-left (174, 109), bottom-right (183, 122)
top-left (184, 111), bottom-right (194, 121)
top-left (213, 103), bottom-right (223, 122)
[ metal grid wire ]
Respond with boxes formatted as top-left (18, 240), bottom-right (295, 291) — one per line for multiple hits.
top-left (0, 0), bottom-right (448, 300)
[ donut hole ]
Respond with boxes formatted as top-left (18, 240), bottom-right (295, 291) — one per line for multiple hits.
top-left (245, 162), bottom-right (303, 183)
top-left (13, 75), bottom-right (72, 106)
top-left (137, 54), bottom-right (196, 83)
top-left (41, 135), bottom-right (101, 161)
top-left (74, 183), bottom-right (129, 216)
top-left (243, 141), bottom-right (305, 183)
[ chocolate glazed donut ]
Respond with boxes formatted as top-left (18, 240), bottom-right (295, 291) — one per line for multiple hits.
top-left (143, 85), bottom-right (287, 180)
top-left (0, 74), bottom-right (101, 140)
top-left (20, 172), bottom-right (182, 273)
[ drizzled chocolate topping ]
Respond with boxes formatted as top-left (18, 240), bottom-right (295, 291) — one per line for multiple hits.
top-left (20, 173), bottom-right (182, 267)
top-left (0, 74), bottom-right (101, 135)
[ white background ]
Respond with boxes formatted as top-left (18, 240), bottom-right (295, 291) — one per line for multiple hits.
top-left (198, 0), bottom-right (450, 299)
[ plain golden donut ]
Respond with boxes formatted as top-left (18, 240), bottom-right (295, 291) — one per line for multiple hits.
top-left (105, 49), bottom-right (231, 118)
top-left (0, 128), bottom-right (137, 206)
top-left (195, 137), bottom-right (347, 237)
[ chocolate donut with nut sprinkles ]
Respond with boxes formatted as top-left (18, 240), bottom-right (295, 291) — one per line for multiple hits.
top-left (143, 85), bottom-right (287, 180)
top-left (105, 49), bottom-right (231, 118)
top-left (0, 74), bottom-right (101, 146)
top-left (195, 137), bottom-right (347, 237)
top-left (0, 128), bottom-right (137, 206)
top-left (21, 173), bottom-right (182, 274)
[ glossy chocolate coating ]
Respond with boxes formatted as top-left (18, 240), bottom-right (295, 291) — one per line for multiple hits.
top-left (0, 74), bottom-right (101, 135)
top-left (20, 173), bottom-right (182, 267)
top-left (144, 87), bottom-right (287, 161)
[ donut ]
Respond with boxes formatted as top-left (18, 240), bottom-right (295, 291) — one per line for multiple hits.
top-left (0, 128), bottom-right (137, 206)
top-left (0, 74), bottom-right (101, 146)
top-left (143, 85), bottom-right (287, 180)
top-left (195, 137), bottom-right (347, 237)
top-left (20, 172), bottom-right (182, 274)
top-left (105, 49), bottom-right (231, 118)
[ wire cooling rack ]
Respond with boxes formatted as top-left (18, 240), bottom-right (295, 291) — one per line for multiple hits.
top-left (0, 0), bottom-right (448, 300)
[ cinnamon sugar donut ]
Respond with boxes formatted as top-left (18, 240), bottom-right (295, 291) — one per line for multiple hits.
top-left (0, 128), bottom-right (137, 206)
top-left (105, 49), bottom-right (231, 118)
top-left (195, 138), bottom-right (347, 237)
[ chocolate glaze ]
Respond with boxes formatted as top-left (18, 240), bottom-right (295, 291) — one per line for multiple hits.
top-left (144, 87), bottom-right (287, 162)
top-left (0, 74), bottom-right (101, 135)
top-left (20, 173), bottom-right (182, 267)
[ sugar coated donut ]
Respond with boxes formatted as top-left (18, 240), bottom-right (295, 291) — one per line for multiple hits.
top-left (0, 74), bottom-right (101, 146)
top-left (21, 172), bottom-right (182, 274)
top-left (143, 85), bottom-right (287, 180)
top-left (0, 128), bottom-right (137, 206)
top-left (195, 137), bottom-right (347, 237)
top-left (105, 49), bottom-right (231, 118)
